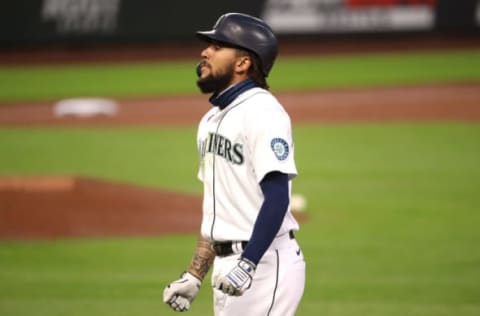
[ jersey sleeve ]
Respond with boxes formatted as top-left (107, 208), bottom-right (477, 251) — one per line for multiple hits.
top-left (245, 94), bottom-right (297, 183)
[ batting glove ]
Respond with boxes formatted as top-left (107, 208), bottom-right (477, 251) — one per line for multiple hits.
top-left (163, 272), bottom-right (201, 312)
top-left (213, 257), bottom-right (256, 296)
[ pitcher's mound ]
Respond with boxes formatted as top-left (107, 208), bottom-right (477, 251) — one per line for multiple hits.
top-left (0, 176), bottom-right (202, 240)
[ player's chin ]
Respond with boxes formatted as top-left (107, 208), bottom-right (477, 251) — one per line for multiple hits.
top-left (196, 76), bottom-right (215, 93)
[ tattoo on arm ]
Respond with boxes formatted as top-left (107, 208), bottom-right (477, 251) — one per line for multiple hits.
top-left (188, 236), bottom-right (216, 281)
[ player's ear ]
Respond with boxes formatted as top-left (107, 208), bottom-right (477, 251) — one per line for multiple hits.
top-left (236, 56), bottom-right (252, 73)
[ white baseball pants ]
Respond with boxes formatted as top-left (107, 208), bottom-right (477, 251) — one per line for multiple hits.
top-left (211, 232), bottom-right (306, 316)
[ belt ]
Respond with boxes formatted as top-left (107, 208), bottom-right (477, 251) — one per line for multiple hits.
top-left (213, 230), bottom-right (295, 257)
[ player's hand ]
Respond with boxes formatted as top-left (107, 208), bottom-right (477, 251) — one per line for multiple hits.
top-left (163, 272), bottom-right (201, 312)
top-left (213, 257), bottom-right (256, 296)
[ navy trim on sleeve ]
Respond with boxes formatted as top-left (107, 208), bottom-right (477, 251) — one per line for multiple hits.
top-left (241, 171), bottom-right (289, 265)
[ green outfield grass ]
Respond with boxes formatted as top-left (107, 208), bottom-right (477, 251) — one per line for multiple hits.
top-left (1, 123), bottom-right (480, 315)
top-left (0, 49), bottom-right (479, 102)
top-left (0, 127), bottom-right (199, 193)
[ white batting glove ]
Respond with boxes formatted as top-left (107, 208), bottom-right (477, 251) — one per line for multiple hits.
top-left (163, 272), bottom-right (201, 312)
top-left (213, 258), bottom-right (256, 296)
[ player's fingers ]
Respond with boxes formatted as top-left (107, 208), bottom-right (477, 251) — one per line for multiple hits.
top-left (175, 297), bottom-right (190, 312)
top-left (212, 275), bottom-right (222, 291)
top-left (215, 277), bottom-right (236, 296)
top-left (162, 285), bottom-right (175, 303)
top-left (229, 285), bottom-right (241, 296)
top-left (213, 276), bottom-right (224, 291)
top-left (226, 282), bottom-right (236, 295)
top-left (214, 275), bottom-right (238, 296)
top-left (167, 295), bottom-right (190, 312)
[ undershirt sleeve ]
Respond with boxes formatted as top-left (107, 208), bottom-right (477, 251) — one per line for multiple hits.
top-left (241, 171), bottom-right (289, 265)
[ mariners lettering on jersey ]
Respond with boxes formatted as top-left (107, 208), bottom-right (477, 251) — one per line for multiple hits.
top-left (200, 132), bottom-right (244, 164)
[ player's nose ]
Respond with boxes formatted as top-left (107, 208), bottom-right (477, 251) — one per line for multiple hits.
top-left (200, 46), bottom-right (211, 58)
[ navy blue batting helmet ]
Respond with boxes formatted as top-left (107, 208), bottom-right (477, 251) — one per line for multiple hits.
top-left (196, 13), bottom-right (278, 76)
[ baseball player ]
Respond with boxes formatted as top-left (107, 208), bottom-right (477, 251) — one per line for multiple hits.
top-left (163, 12), bottom-right (305, 315)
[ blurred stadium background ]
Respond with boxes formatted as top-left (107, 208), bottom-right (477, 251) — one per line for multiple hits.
top-left (1, 1), bottom-right (480, 316)
top-left (1, 0), bottom-right (479, 60)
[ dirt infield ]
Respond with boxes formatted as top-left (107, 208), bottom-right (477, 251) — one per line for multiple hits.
top-left (0, 176), bottom-right (202, 239)
top-left (1, 37), bottom-right (479, 240)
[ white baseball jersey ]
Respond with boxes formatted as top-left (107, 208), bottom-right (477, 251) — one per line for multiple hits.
top-left (197, 87), bottom-right (299, 242)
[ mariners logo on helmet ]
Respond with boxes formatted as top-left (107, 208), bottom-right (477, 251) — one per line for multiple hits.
top-left (271, 138), bottom-right (289, 161)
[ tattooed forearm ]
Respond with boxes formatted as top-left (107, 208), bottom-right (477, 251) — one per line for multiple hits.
top-left (188, 236), bottom-right (216, 281)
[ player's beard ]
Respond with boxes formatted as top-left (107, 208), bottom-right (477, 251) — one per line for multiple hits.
top-left (197, 63), bottom-right (235, 94)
